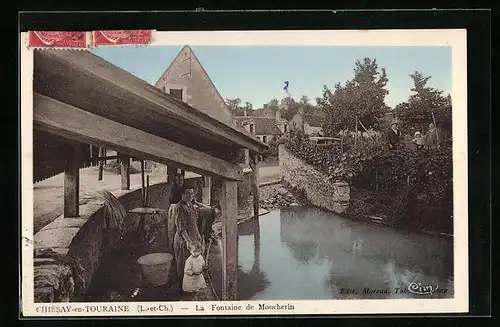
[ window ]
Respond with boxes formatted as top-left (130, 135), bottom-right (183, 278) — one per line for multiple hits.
top-left (163, 86), bottom-right (166, 92)
top-left (262, 136), bottom-right (267, 143)
top-left (284, 124), bottom-right (288, 132)
top-left (169, 88), bottom-right (183, 101)
top-left (249, 124), bottom-right (255, 134)
top-left (257, 136), bottom-right (261, 141)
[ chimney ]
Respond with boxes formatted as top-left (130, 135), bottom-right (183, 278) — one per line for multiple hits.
top-left (275, 108), bottom-right (281, 122)
top-left (244, 108), bottom-right (247, 117)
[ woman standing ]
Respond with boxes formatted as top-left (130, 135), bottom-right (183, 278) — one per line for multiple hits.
top-left (172, 188), bottom-right (202, 290)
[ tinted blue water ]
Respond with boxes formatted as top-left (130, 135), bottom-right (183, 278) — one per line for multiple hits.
top-left (209, 207), bottom-right (454, 300)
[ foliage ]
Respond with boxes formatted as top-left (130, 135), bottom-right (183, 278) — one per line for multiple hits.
top-left (103, 161), bottom-right (140, 174)
top-left (225, 97), bottom-right (242, 110)
top-left (393, 71), bottom-right (452, 132)
top-left (262, 136), bottom-right (280, 157)
top-left (318, 58), bottom-right (389, 135)
top-left (283, 128), bottom-right (453, 233)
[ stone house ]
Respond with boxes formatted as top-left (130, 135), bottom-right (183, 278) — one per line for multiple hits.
top-left (233, 108), bottom-right (288, 144)
top-left (154, 45), bottom-right (234, 127)
top-left (289, 108), bottom-right (324, 135)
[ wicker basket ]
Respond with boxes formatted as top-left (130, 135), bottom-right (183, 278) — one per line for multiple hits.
top-left (137, 253), bottom-right (173, 287)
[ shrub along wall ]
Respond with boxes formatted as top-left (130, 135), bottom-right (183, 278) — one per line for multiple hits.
top-left (281, 130), bottom-right (453, 234)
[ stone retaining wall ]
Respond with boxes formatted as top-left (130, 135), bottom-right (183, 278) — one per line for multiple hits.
top-left (279, 144), bottom-right (350, 214)
top-left (33, 176), bottom-right (203, 303)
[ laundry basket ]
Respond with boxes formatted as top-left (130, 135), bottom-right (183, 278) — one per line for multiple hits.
top-left (137, 253), bottom-right (173, 287)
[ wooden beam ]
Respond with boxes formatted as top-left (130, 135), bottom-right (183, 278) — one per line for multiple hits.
top-left (96, 155), bottom-right (119, 161)
top-left (64, 146), bottom-right (80, 217)
top-left (219, 180), bottom-right (238, 300)
top-left (34, 93), bottom-right (243, 181)
top-left (34, 50), bottom-right (267, 154)
top-left (119, 153), bottom-right (130, 190)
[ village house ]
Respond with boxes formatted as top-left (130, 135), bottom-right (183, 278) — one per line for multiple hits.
top-left (154, 45), bottom-right (235, 127)
top-left (233, 107), bottom-right (289, 144)
top-left (289, 107), bottom-right (324, 136)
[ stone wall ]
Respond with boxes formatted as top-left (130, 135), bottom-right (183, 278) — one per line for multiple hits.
top-left (33, 178), bottom-right (205, 303)
top-left (279, 144), bottom-right (350, 214)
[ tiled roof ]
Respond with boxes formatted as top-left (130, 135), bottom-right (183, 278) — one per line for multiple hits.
top-left (234, 116), bottom-right (283, 135)
top-left (303, 114), bottom-right (324, 127)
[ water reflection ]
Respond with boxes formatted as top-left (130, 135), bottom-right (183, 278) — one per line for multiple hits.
top-left (209, 217), bottom-right (270, 300)
top-left (210, 207), bottom-right (454, 300)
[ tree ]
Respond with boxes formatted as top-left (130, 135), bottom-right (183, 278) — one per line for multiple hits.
top-left (300, 95), bottom-right (310, 104)
top-left (266, 98), bottom-right (279, 108)
top-left (319, 58), bottom-right (389, 137)
top-left (226, 97), bottom-right (242, 110)
top-left (244, 101), bottom-right (253, 110)
top-left (394, 71), bottom-right (452, 133)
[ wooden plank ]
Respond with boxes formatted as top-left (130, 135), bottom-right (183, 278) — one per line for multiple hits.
top-left (64, 146), bottom-right (80, 218)
top-left (34, 50), bottom-right (267, 155)
top-left (34, 93), bottom-right (243, 181)
top-left (219, 180), bottom-right (238, 300)
top-left (119, 153), bottom-right (130, 190)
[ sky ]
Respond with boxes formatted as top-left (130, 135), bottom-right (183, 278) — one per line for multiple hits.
top-left (91, 45), bottom-right (452, 109)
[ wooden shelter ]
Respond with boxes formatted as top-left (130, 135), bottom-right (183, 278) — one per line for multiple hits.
top-left (32, 49), bottom-right (268, 300)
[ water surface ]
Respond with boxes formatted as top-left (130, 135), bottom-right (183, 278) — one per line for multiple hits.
top-left (209, 207), bottom-right (453, 300)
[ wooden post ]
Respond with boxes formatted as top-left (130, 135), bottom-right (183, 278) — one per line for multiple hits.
top-left (202, 176), bottom-right (211, 205)
top-left (140, 160), bottom-right (145, 206)
top-left (431, 111), bottom-right (440, 149)
top-left (355, 118), bottom-right (358, 146)
top-left (250, 155), bottom-right (260, 217)
top-left (119, 153), bottom-right (130, 190)
top-left (98, 147), bottom-right (104, 181)
top-left (220, 179), bottom-right (238, 300)
top-left (64, 145), bottom-right (81, 218)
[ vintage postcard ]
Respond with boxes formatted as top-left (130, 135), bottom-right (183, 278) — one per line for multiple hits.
top-left (20, 29), bottom-right (468, 317)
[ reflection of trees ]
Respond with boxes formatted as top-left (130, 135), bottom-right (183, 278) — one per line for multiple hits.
top-left (280, 209), bottom-right (319, 264)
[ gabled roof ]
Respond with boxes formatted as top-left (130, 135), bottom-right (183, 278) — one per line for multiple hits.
top-left (154, 45), bottom-right (234, 126)
top-left (234, 116), bottom-right (283, 135)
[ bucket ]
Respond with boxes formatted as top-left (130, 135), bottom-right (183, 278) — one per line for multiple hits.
top-left (137, 253), bottom-right (173, 287)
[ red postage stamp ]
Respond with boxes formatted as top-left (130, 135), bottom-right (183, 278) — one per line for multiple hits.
top-left (93, 30), bottom-right (154, 46)
top-left (28, 31), bottom-right (89, 48)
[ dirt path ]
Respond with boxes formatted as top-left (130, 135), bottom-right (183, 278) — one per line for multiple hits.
top-left (33, 165), bottom-right (280, 234)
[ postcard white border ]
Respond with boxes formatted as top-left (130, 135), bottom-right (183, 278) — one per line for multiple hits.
top-left (21, 29), bottom-right (468, 316)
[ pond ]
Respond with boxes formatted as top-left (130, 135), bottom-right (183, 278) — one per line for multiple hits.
top-left (209, 207), bottom-right (454, 300)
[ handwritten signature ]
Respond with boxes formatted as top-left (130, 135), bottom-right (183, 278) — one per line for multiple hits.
top-left (407, 282), bottom-right (439, 295)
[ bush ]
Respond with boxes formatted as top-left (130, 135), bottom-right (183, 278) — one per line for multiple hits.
top-left (282, 129), bottom-right (453, 234)
top-left (103, 161), bottom-right (140, 175)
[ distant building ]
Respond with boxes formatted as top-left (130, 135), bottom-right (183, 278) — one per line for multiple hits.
top-left (233, 107), bottom-right (288, 144)
top-left (154, 45), bottom-right (234, 127)
top-left (289, 108), bottom-right (324, 135)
